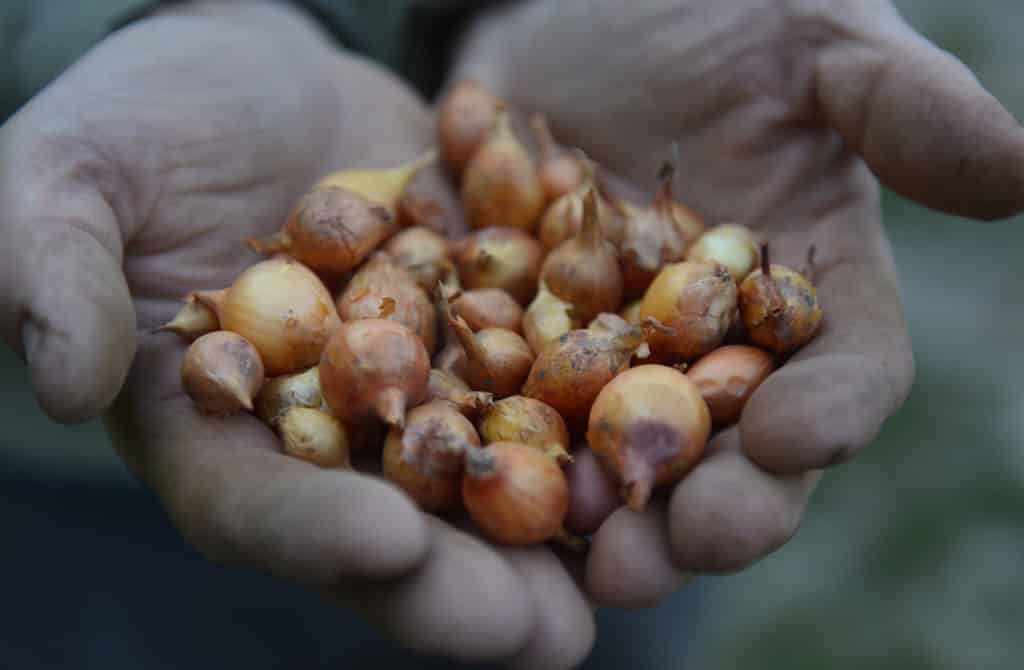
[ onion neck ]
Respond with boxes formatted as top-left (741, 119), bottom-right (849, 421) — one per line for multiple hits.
top-left (248, 230), bottom-right (292, 255)
top-left (578, 188), bottom-right (604, 252)
top-left (375, 387), bottom-right (407, 428)
top-left (190, 289), bottom-right (227, 319)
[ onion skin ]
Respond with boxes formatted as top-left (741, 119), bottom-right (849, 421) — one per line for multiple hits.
top-left (337, 254), bottom-right (438, 354)
top-left (541, 188), bottom-right (624, 323)
top-left (477, 396), bottom-right (572, 465)
top-left (427, 368), bottom-right (494, 417)
top-left (383, 401), bottom-right (481, 513)
top-left (159, 297), bottom-right (218, 342)
top-left (462, 110), bottom-right (545, 232)
top-left (686, 345), bottom-right (774, 425)
top-left (450, 288), bottom-right (523, 333)
top-left (522, 320), bottom-right (654, 431)
top-left (383, 226), bottom-right (451, 292)
top-left (319, 319), bottom-right (430, 428)
top-left (438, 79), bottom-right (500, 178)
top-left (522, 280), bottom-right (578, 356)
top-left (255, 366), bottom-right (324, 428)
top-left (587, 365), bottom-right (710, 511)
top-left (450, 226), bottom-right (542, 306)
top-left (279, 407), bottom-right (350, 468)
top-left (462, 442), bottom-right (569, 545)
top-left (639, 261), bottom-right (738, 362)
top-left (193, 257), bottom-right (340, 376)
top-left (687, 223), bottom-right (761, 283)
top-left (738, 261), bottom-right (823, 356)
top-left (181, 331), bottom-right (264, 416)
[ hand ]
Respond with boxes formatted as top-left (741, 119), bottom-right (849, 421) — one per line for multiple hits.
top-left (451, 0), bottom-right (1024, 606)
top-left (0, 3), bottom-right (592, 668)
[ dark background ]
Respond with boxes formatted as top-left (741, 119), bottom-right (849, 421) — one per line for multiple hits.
top-left (3, 2), bottom-right (1023, 668)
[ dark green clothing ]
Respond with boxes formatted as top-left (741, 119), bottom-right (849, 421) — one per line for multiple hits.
top-left (0, 0), bottom-right (481, 123)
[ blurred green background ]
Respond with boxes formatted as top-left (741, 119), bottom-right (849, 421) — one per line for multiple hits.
top-left (2, 2), bottom-right (1023, 668)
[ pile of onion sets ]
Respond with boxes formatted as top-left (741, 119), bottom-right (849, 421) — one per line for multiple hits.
top-left (165, 79), bottom-right (824, 548)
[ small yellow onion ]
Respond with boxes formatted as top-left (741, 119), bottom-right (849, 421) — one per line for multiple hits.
top-left (523, 316), bottom-right (667, 431)
top-left (319, 319), bottom-right (431, 428)
top-left (686, 345), bottom-right (774, 425)
top-left (477, 396), bottom-right (572, 465)
top-left (462, 442), bottom-right (569, 545)
top-left (587, 364), bottom-right (710, 511)
top-left (462, 109), bottom-right (545, 232)
top-left (540, 188), bottom-right (624, 323)
top-left (383, 226), bottom-right (452, 292)
top-left (450, 288), bottom-right (524, 333)
top-left (181, 331), bottom-right (264, 416)
top-left (450, 226), bottom-right (542, 306)
top-left (738, 248), bottom-right (823, 356)
top-left (618, 163), bottom-right (690, 298)
top-left (382, 400), bottom-right (482, 513)
top-left (686, 223), bottom-right (761, 283)
top-left (279, 407), bottom-right (350, 468)
top-left (192, 257), bottom-right (341, 376)
top-left (639, 260), bottom-right (737, 362)
top-left (437, 79), bottom-right (500, 178)
top-left (336, 253), bottom-right (438, 354)
top-left (249, 152), bottom-right (435, 275)
top-left (442, 289), bottom-right (534, 399)
top-left (255, 366), bottom-right (324, 428)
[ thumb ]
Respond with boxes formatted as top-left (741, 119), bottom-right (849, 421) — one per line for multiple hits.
top-left (814, 2), bottom-right (1024, 220)
top-left (0, 110), bottom-right (136, 423)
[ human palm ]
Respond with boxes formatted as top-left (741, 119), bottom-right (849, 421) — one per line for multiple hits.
top-left (451, 0), bottom-right (1024, 609)
top-left (0, 4), bottom-right (589, 668)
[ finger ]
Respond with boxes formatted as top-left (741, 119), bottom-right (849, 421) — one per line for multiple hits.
top-left (667, 429), bottom-right (822, 573)
top-left (740, 215), bottom-right (914, 473)
top-left (585, 504), bottom-right (693, 608)
top-left (500, 546), bottom-right (596, 670)
top-left (340, 519), bottom-right (534, 664)
top-left (0, 110), bottom-right (136, 422)
top-left (813, 2), bottom-right (1024, 220)
top-left (564, 447), bottom-right (620, 536)
top-left (106, 333), bottom-right (429, 586)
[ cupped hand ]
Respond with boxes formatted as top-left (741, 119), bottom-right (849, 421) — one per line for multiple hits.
top-left (0, 3), bottom-right (593, 668)
top-left (452, 0), bottom-right (1024, 606)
